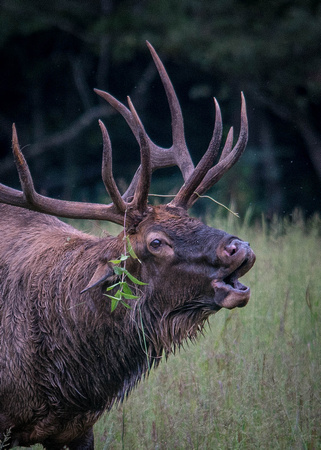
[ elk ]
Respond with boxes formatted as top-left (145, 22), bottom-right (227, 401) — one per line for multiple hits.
top-left (0, 42), bottom-right (255, 449)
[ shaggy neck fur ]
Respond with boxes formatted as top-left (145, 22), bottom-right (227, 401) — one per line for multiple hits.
top-left (0, 204), bottom-right (216, 447)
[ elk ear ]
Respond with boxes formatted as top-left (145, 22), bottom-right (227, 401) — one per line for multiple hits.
top-left (80, 263), bottom-right (115, 294)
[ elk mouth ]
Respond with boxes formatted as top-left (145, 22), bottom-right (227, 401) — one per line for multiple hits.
top-left (211, 254), bottom-right (255, 309)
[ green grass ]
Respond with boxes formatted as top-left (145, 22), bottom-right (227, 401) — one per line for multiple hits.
top-left (94, 212), bottom-right (321, 449)
top-left (12, 212), bottom-right (321, 449)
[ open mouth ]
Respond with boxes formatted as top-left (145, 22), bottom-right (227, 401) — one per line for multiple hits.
top-left (211, 253), bottom-right (255, 309)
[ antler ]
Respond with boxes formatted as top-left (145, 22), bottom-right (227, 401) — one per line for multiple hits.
top-left (0, 124), bottom-right (126, 225)
top-left (94, 41), bottom-right (195, 202)
top-left (0, 42), bottom-right (248, 227)
top-left (0, 99), bottom-right (151, 226)
top-left (96, 41), bottom-right (248, 210)
top-left (170, 93), bottom-right (248, 209)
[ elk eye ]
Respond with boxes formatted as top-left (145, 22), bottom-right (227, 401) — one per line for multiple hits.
top-left (150, 239), bottom-right (162, 249)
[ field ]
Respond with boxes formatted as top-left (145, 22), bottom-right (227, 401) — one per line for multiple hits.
top-left (10, 211), bottom-right (321, 449)
top-left (94, 212), bottom-right (321, 449)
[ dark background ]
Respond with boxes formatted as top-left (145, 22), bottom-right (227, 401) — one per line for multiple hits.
top-left (1, 0), bottom-right (320, 220)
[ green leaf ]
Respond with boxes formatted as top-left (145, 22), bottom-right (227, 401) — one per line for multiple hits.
top-left (113, 266), bottom-right (127, 276)
top-left (121, 283), bottom-right (133, 295)
top-left (121, 292), bottom-right (139, 300)
top-left (126, 271), bottom-right (148, 286)
top-left (106, 289), bottom-right (122, 312)
top-left (125, 236), bottom-right (141, 262)
top-left (106, 281), bottom-right (139, 300)
top-left (111, 298), bottom-right (119, 312)
top-left (120, 300), bottom-right (132, 309)
top-left (105, 294), bottom-right (119, 301)
top-left (109, 259), bottom-right (121, 265)
top-left (114, 266), bottom-right (146, 284)
top-left (105, 292), bottom-right (133, 311)
top-left (121, 283), bottom-right (140, 299)
top-left (109, 254), bottom-right (129, 264)
top-left (106, 290), bottom-right (122, 301)
top-left (106, 282), bottom-right (121, 291)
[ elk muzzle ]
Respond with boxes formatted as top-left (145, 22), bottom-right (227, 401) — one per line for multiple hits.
top-left (212, 238), bottom-right (256, 309)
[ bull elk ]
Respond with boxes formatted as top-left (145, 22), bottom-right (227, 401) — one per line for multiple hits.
top-left (0, 42), bottom-right (255, 449)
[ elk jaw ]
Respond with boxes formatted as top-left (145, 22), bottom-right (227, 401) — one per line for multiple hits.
top-left (211, 241), bottom-right (256, 309)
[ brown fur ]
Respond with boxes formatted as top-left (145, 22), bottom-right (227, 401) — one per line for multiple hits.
top-left (0, 202), bottom-right (254, 449)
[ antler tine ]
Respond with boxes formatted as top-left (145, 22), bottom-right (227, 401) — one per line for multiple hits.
top-left (99, 120), bottom-right (127, 213)
top-left (0, 125), bottom-right (27, 207)
top-left (186, 93), bottom-right (248, 208)
top-left (94, 89), bottom-right (140, 142)
top-left (94, 88), bottom-right (193, 181)
top-left (146, 41), bottom-right (194, 179)
top-left (170, 98), bottom-right (223, 208)
top-left (1, 125), bottom-right (126, 225)
top-left (218, 126), bottom-right (234, 162)
top-left (94, 88), bottom-right (191, 202)
top-left (127, 97), bottom-right (151, 213)
top-left (95, 42), bottom-right (196, 202)
top-left (12, 124), bottom-right (37, 205)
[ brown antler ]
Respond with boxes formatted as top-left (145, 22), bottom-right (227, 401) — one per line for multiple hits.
top-left (1, 102), bottom-right (152, 226)
top-left (171, 93), bottom-right (248, 209)
top-left (0, 124), bottom-right (126, 224)
top-left (96, 41), bottom-right (248, 210)
top-left (0, 42), bottom-right (248, 227)
top-left (99, 95), bottom-right (152, 217)
top-left (94, 41), bottom-right (196, 202)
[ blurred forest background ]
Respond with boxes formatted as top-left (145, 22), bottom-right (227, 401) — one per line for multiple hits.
top-left (1, 0), bottom-right (321, 220)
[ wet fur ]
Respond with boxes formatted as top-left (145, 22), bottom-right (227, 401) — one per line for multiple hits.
top-left (0, 203), bottom-right (225, 449)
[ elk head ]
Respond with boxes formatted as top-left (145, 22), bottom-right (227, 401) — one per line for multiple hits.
top-left (0, 42), bottom-right (255, 332)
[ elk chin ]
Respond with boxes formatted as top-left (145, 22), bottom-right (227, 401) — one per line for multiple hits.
top-left (211, 279), bottom-right (250, 309)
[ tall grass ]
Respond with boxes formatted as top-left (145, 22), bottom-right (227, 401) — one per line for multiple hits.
top-left (94, 211), bottom-right (321, 449)
top-left (13, 212), bottom-right (321, 449)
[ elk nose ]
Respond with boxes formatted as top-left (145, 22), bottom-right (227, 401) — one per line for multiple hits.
top-left (224, 239), bottom-right (250, 257)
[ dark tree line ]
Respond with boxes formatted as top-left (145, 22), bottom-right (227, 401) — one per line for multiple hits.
top-left (0, 0), bottom-right (320, 219)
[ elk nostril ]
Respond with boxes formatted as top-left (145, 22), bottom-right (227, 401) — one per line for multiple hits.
top-left (224, 243), bottom-right (238, 256)
top-left (222, 238), bottom-right (250, 258)
top-left (230, 245), bottom-right (237, 255)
